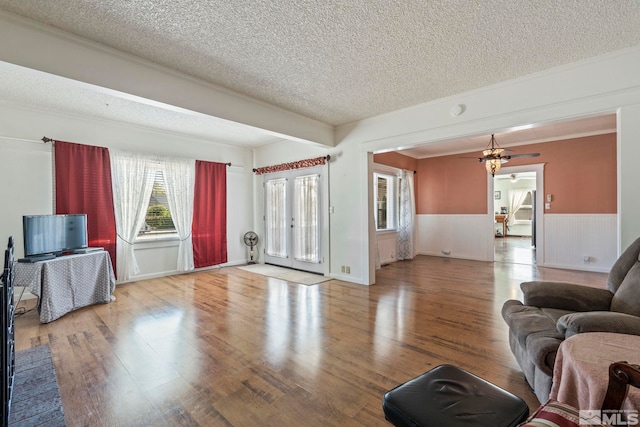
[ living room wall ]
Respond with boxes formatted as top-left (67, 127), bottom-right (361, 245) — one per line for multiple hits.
top-left (3, 11), bottom-right (640, 284)
top-left (410, 133), bottom-right (617, 270)
top-left (415, 133), bottom-right (616, 215)
top-left (0, 101), bottom-right (255, 284)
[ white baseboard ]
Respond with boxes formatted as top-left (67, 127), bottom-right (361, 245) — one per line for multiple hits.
top-left (329, 272), bottom-right (367, 285)
top-left (119, 259), bottom-right (248, 285)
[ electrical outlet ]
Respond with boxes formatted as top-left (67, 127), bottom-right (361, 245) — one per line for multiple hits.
top-left (345, 266), bottom-right (350, 274)
top-left (583, 256), bottom-right (590, 264)
top-left (341, 265), bottom-right (346, 273)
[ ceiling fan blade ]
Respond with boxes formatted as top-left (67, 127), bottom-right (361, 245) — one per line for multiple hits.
top-left (459, 156), bottom-right (485, 162)
top-left (505, 153), bottom-right (540, 159)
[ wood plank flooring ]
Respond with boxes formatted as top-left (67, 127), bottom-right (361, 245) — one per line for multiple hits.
top-left (14, 256), bottom-right (608, 426)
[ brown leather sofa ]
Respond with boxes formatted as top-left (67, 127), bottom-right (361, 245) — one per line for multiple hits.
top-left (502, 236), bottom-right (640, 402)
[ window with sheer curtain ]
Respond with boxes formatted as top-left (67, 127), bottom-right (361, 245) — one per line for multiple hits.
top-left (110, 151), bottom-right (196, 280)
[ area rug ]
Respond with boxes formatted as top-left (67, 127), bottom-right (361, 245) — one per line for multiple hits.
top-left (237, 264), bottom-right (333, 285)
top-left (9, 345), bottom-right (66, 426)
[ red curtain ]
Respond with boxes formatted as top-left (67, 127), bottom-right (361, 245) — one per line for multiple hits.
top-left (54, 141), bottom-right (117, 275)
top-left (192, 161), bottom-right (227, 268)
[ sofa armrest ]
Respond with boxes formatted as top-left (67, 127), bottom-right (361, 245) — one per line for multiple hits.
top-left (521, 281), bottom-right (613, 312)
top-left (557, 311), bottom-right (640, 338)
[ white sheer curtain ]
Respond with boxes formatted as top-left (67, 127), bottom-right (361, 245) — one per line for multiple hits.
top-left (110, 150), bottom-right (155, 282)
top-left (508, 189), bottom-right (529, 226)
top-left (293, 174), bottom-right (320, 263)
top-left (374, 213), bottom-right (381, 270)
top-left (164, 158), bottom-right (196, 271)
top-left (397, 169), bottom-right (416, 260)
top-left (265, 178), bottom-right (287, 257)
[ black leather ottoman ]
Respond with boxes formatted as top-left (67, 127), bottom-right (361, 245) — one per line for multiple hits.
top-left (382, 364), bottom-right (529, 427)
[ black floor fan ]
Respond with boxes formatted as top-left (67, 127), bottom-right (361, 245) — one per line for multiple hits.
top-left (243, 232), bottom-right (258, 264)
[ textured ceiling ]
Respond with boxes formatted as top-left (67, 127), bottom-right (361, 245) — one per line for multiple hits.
top-left (1, 0), bottom-right (639, 127)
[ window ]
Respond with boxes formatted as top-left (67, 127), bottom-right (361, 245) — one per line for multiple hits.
top-left (139, 170), bottom-right (176, 235)
top-left (514, 191), bottom-right (533, 221)
top-left (374, 173), bottom-right (398, 231)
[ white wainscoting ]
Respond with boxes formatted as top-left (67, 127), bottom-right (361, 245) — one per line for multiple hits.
top-left (376, 232), bottom-right (398, 265)
top-left (417, 213), bottom-right (617, 272)
top-left (417, 214), bottom-right (492, 261)
top-left (542, 214), bottom-right (617, 272)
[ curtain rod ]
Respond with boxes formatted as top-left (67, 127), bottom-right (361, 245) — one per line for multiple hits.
top-left (0, 135), bottom-right (48, 144)
top-left (252, 155), bottom-right (331, 174)
top-left (43, 136), bottom-right (232, 166)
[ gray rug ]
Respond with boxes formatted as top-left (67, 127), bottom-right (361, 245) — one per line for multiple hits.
top-left (9, 345), bottom-right (66, 427)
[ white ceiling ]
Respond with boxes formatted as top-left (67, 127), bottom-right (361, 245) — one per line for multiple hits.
top-left (397, 114), bottom-right (617, 159)
top-left (0, 1), bottom-right (637, 151)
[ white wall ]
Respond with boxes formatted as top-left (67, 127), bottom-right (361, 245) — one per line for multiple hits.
top-left (0, 102), bottom-right (255, 283)
top-left (0, 137), bottom-right (53, 257)
top-left (417, 215), bottom-right (491, 261)
top-left (618, 104), bottom-right (640, 251)
top-left (544, 214), bottom-right (617, 272)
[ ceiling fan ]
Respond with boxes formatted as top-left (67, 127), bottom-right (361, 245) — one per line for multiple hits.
top-left (467, 134), bottom-right (540, 176)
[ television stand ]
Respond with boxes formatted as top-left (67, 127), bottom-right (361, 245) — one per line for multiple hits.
top-left (14, 251), bottom-right (115, 323)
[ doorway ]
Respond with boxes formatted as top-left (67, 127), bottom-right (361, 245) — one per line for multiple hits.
top-left (492, 165), bottom-right (544, 265)
top-left (263, 166), bottom-right (324, 274)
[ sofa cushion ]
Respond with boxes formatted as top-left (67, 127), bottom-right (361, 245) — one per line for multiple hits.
top-left (610, 261), bottom-right (640, 317)
top-left (502, 301), bottom-right (573, 375)
top-left (607, 237), bottom-right (640, 293)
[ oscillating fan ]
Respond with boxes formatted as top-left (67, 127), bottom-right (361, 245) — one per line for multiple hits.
top-left (243, 231), bottom-right (258, 264)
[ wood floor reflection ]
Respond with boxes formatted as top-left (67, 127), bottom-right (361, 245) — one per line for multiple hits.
top-left (14, 256), bottom-right (608, 426)
top-left (495, 236), bottom-right (536, 265)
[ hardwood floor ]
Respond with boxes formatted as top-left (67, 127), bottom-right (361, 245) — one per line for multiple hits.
top-left (495, 235), bottom-right (536, 265)
top-left (14, 256), bottom-right (608, 426)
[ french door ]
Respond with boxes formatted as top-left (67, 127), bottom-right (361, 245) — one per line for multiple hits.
top-left (263, 166), bottom-right (324, 274)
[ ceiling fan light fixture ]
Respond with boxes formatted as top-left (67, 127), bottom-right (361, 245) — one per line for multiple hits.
top-left (486, 159), bottom-right (501, 175)
top-left (483, 147), bottom-right (504, 157)
top-left (469, 133), bottom-right (539, 176)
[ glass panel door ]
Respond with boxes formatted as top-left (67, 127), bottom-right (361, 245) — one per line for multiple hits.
top-left (263, 167), bottom-right (324, 274)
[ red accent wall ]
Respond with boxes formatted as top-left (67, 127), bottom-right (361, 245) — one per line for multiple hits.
top-left (416, 133), bottom-right (617, 215)
top-left (417, 151), bottom-right (488, 214)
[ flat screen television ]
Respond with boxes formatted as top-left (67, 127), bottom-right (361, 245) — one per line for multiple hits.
top-left (23, 214), bottom-right (88, 257)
